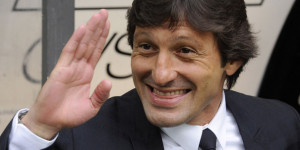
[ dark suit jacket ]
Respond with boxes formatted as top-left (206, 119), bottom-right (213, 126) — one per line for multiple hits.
top-left (1, 89), bottom-right (299, 150)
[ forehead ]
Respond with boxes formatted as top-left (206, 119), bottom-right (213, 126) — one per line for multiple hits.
top-left (134, 25), bottom-right (215, 43)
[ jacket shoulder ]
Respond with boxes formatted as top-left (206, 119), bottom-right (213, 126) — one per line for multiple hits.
top-left (225, 90), bottom-right (300, 120)
top-left (225, 90), bottom-right (300, 149)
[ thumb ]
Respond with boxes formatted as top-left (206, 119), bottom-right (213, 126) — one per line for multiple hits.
top-left (90, 80), bottom-right (112, 108)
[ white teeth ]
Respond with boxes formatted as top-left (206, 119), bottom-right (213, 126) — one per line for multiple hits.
top-left (153, 88), bottom-right (186, 96)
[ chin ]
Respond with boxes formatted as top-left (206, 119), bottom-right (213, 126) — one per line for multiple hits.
top-left (149, 117), bottom-right (186, 127)
top-left (144, 109), bottom-right (188, 127)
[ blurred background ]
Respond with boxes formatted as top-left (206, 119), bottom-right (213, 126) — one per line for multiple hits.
top-left (0, 0), bottom-right (299, 133)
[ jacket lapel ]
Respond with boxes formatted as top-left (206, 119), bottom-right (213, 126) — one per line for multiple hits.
top-left (130, 92), bottom-right (164, 150)
top-left (225, 90), bottom-right (265, 150)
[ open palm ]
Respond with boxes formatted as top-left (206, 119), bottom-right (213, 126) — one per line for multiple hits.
top-left (22, 10), bottom-right (112, 139)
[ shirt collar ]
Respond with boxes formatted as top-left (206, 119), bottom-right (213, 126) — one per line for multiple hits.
top-left (161, 91), bottom-right (227, 150)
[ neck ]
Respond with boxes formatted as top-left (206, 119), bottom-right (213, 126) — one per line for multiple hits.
top-left (187, 90), bottom-right (223, 126)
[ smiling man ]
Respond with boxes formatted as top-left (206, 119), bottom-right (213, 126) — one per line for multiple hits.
top-left (131, 27), bottom-right (230, 127)
top-left (1, 0), bottom-right (300, 150)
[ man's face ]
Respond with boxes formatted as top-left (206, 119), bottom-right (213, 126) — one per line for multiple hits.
top-left (131, 25), bottom-right (228, 127)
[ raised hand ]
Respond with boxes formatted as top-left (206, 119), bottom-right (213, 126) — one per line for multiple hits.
top-left (21, 9), bottom-right (112, 140)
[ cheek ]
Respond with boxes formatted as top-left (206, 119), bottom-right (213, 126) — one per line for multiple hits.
top-left (131, 57), bottom-right (143, 79)
top-left (131, 55), bottom-right (156, 81)
top-left (131, 59), bottom-right (141, 88)
top-left (131, 56), bottom-right (152, 90)
top-left (179, 63), bottom-right (224, 101)
top-left (186, 62), bottom-right (224, 86)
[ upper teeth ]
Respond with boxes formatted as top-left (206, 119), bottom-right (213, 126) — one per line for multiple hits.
top-left (153, 88), bottom-right (186, 96)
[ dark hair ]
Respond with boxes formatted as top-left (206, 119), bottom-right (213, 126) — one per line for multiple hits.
top-left (127, 0), bottom-right (257, 89)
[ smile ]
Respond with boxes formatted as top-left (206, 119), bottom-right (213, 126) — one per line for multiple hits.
top-left (153, 88), bottom-right (188, 96)
top-left (147, 85), bottom-right (191, 107)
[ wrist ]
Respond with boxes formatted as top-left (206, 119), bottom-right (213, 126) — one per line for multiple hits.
top-left (21, 111), bottom-right (60, 140)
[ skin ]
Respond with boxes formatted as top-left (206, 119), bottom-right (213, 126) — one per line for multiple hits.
top-left (20, 11), bottom-right (241, 140)
top-left (131, 25), bottom-right (241, 127)
top-left (21, 9), bottom-right (112, 140)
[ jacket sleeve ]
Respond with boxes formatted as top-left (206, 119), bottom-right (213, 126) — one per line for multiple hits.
top-left (0, 120), bottom-right (12, 150)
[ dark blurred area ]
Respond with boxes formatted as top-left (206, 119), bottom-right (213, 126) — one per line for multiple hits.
top-left (259, 0), bottom-right (300, 113)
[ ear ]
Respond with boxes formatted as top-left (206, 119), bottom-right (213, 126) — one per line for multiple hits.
top-left (225, 60), bottom-right (243, 76)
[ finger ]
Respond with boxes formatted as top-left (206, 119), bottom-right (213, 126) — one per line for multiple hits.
top-left (88, 19), bottom-right (111, 68)
top-left (75, 9), bottom-right (108, 61)
top-left (84, 10), bottom-right (109, 59)
top-left (90, 80), bottom-right (112, 109)
top-left (56, 25), bottom-right (86, 67)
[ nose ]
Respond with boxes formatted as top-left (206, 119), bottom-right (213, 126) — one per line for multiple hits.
top-left (152, 51), bottom-right (177, 86)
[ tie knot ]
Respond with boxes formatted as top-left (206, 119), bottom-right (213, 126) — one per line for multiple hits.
top-left (199, 128), bottom-right (217, 150)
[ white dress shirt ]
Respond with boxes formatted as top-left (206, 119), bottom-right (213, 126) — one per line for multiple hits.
top-left (9, 91), bottom-right (244, 150)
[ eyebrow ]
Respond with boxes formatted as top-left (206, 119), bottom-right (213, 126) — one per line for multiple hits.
top-left (172, 35), bottom-right (197, 43)
top-left (134, 31), bottom-right (152, 40)
top-left (171, 35), bottom-right (204, 49)
top-left (134, 32), bottom-right (199, 43)
top-left (134, 31), bottom-right (205, 50)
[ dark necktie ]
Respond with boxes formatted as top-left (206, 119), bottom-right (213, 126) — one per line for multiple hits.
top-left (199, 128), bottom-right (217, 150)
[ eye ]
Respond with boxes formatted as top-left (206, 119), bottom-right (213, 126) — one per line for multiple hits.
top-left (180, 48), bottom-right (195, 54)
top-left (134, 43), bottom-right (157, 57)
top-left (139, 43), bottom-right (152, 50)
top-left (176, 47), bottom-right (197, 55)
top-left (175, 47), bottom-right (199, 59)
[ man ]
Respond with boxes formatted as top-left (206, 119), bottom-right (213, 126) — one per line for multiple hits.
top-left (1, 0), bottom-right (299, 149)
